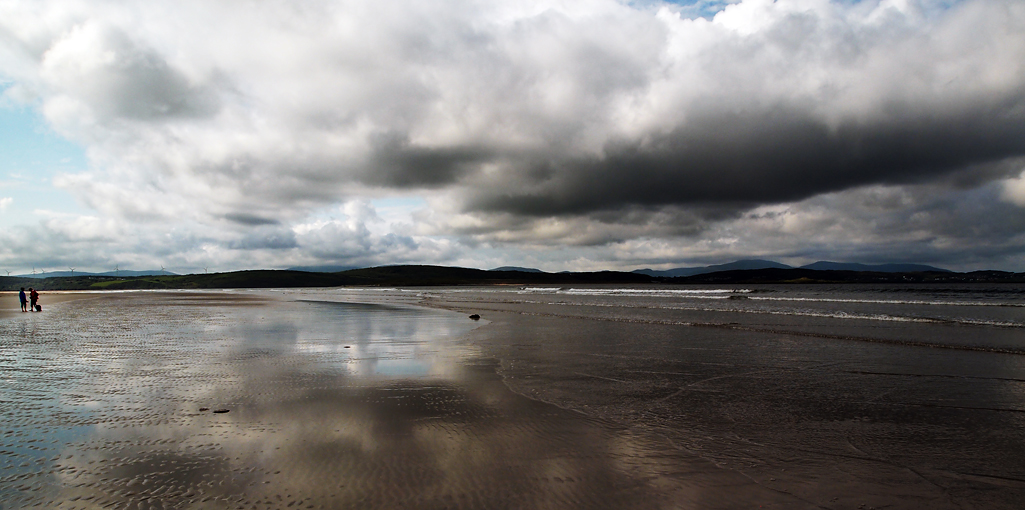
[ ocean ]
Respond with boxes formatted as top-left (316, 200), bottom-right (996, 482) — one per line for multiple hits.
top-left (409, 283), bottom-right (1025, 351)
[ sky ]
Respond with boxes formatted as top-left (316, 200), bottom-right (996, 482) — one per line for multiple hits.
top-left (1, 0), bottom-right (1024, 275)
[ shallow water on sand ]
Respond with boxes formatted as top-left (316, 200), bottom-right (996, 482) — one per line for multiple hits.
top-left (0, 291), bottom-right (803, 510)
top-left (416, 283), bottom-right (1025, 352)
top-left (415, 284), bottom-right (1025, 509)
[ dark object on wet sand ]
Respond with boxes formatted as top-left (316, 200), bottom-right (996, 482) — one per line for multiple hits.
top-left (213, 409), bottom-right (230, 414)
top-left (199, 407), bottom-right (209, 411)
top-left (344, 345), bottom-right (351, 348)
top-left (469, 314), bottom-right (481, 320)
top-left (35, 304), bottom-right (41, 311)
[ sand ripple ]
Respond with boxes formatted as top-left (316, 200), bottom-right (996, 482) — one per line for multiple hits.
top-left (0, 292), bottom-right (806, 509)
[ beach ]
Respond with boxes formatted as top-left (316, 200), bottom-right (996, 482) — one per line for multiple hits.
top-left (0, 291), bottom-right (108, 319)
top-left (1, 286), bottom-right (1024, 509)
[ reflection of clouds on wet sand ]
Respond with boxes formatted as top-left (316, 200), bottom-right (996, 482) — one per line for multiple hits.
top-left (1, 291), bottom-right (786, 509)
top-left (148, 373), bottom-right (671, 509)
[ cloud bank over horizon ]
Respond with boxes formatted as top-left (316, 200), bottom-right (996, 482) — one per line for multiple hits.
top-left (2, 0), bottom-right (1025, 273)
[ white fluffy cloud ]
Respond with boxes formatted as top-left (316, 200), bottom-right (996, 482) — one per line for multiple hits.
top-left (1000, 168), bottom-right (1025, 207)
top-left (1, 0), bottom-right (1025, 272)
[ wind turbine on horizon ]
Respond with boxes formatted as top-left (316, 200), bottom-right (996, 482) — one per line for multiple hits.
top-left (69, 267), bottom-right (75, 276)
top-left (114, 265), bottom-right (119, 277)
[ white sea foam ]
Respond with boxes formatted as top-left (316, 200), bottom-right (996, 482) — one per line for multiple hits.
top-left (748, 296), bottom-right (1025, 307)
top-left (519, 287), bottom-right (563, 292)
top-left (516, 288), bottom-right (752, 297)
top-left (509, 286), bottom-right (1024, 308)
top-left (511, 297), bottom-right (1025, 328)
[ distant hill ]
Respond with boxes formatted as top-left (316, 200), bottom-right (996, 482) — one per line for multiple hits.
top-left (1, 263), bottom-right (1020, 292)
top-left (674, 268), bottom-right (1007, 284)
top-left (635, 259), bottom-right (792, 277)
top-left (0, 265), bottom-right (654, 291)
top-left (286, 265), bottom-right (362, 273)
top-left (489, 266), bottom-right (545, 273)
top-left (798, 261), bottom-right (951, 273)
top-left (637, 259), bottom-right (952, 277)
top-left (332, 265), bottom-right (644, 286)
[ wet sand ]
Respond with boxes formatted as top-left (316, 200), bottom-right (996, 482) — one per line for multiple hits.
top-left (421, 288), bottom-right (1025, 509)
top-left (1, 289), bottom-right (1023, 509)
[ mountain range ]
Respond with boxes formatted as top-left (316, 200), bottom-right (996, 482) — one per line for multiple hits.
top-left (0, 262), bottom-right (1015, 292)
top-left (632, 259), bottom-right (950, 277)
top-left (9, 259), bottom-right (952, 280)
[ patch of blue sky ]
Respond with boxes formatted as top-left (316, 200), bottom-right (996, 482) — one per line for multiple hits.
top-left (0, 96), bottom-right (92, 226)
top-left (368, 196), bottom-right (428, 233)
top-left (650, 0), bottom-right (962, 20)
top-left (370, 196), bottom-right (428, 215)
top-left (639, 0), bottom-right (741, 19)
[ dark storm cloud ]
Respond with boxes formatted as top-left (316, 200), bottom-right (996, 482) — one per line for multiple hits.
top-left (471, 90), bottom-right (1025, 217)
top-left (363, 132), bottom-right (493, 188)
top-left (224, 213), bottom-right (280, 226)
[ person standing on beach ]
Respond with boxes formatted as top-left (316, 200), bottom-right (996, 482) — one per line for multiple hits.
top-left (29, 288), bottom-right (38, 312)
top-left (19, 287), bottom-right (27, 312)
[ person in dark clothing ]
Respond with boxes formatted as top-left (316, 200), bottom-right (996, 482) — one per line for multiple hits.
top-left (19, 287), bottom-right (27, 312)
top-left (29, 288), bottom-right (38, 312)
